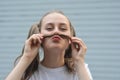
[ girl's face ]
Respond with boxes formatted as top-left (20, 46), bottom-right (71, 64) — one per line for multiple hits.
top-left (41, 13), bottom-right (71, 51)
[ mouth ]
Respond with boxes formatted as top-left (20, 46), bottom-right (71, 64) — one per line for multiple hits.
top-left (52, 35), bottom-right (61, 41)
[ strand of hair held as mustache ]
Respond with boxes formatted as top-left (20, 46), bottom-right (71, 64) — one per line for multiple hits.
top-left (43, 34), bottom-right (80, 51)
top-left (43, 34), bottom-right (71, 41)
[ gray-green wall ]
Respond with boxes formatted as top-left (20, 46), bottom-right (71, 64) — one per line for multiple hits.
top-left (0, 0), bottom-right (120, 80)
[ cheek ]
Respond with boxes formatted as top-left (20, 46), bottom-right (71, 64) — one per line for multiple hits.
top-left (42, 39), bottom-right (50, 48)
top-left (40, 27), bottom-right (49, 34)
top-left (40, 30), bottom-right (50, 35)
top-left (64, 39), bottom-right (70, 48)
top-left (66, 30), bottom-right (72, 36)
top-left (40, 29), bottom-right (46, 33)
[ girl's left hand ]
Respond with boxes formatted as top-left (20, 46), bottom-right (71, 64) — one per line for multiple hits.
top-left (71, 37), bottom-right (87, 62)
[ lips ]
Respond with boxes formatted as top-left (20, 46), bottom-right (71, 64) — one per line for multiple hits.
top-left (52, 35), bottom-right (61, 41)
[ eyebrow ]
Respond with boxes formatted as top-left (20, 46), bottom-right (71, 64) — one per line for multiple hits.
top-left (59, 22), bottom-right (68, 26)
top-left (45, 22), bottom-right (68, 25)
top-left (45, 23), bottom-right (54, 26)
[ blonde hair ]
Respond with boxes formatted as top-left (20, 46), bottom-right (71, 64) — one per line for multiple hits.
top-left (15, 10), bottom-right (76, 80)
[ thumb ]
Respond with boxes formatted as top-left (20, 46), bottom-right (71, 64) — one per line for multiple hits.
top-left (71, 42), bottom-right (77, 52)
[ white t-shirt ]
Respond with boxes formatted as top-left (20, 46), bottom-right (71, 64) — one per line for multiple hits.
top-left (29, 63), bottom-right (93, 80)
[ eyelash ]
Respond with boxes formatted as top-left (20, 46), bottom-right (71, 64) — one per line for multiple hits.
top-left (46, 27), bottom-right (53, 31)
top-left (60, 28), bottom-right (67, 31)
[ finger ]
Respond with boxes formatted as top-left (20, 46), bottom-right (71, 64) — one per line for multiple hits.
top-left (35, 36), bottom-right (43, 46)
top-left (71, 39), bottom-right (81, 51)
top-left (31, 37), bottom-right (37, 45)
top-left (74, 42), bottom-right (81, 51)
top-left (72, 37), bottom-right (87, 48)
top-left (36, 33), bottom-right (44, 42)
top-left (38, 33), bottom-right (44, 39)
top-left (29, 35), bottom-right (39, 45)
top-left (71, 37), bottom-right (87, 52)
top-left (36, 34), bottom-right (43, 43)
top-left (71, 41), bottom-right (77, 52)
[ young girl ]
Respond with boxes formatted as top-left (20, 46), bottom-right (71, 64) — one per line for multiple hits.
top-left (6, 10), bottom-right (93, 80)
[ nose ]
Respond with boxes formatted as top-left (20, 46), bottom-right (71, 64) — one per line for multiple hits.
top-left (53, 27), bottom-right (60, 35)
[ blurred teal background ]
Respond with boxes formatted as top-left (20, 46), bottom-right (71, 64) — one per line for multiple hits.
top-left (0, 0), bottom-right (120, 80)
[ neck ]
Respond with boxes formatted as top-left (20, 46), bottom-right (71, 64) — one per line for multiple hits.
top-left (41, 49), bottom-right (65, 68)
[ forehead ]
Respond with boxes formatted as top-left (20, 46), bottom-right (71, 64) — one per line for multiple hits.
top-left (42, 13), bottom-right (69, 25)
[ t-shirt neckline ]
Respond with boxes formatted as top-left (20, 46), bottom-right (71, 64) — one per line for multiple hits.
top-left (39, 63), bottom-right (67, 72)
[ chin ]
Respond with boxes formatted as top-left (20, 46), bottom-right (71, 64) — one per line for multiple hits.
top-left (48, 44), bottom-right (65, 50)
top-left (44, 42), bottom-right (68, 51)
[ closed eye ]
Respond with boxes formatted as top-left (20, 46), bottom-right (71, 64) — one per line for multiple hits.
top-left (60, 24), bottom-right (68, 31)
top-left (46, 27), bottom-right (53, 31)
top-left (60, 28), bottom-right (67, 31)
top-left (45, 23), bottom-right (54, 31)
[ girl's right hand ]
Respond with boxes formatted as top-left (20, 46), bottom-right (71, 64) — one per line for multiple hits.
top-left (22, 33), bottom-right (43, 61)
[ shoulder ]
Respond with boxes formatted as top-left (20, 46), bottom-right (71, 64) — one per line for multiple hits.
top-left (75, 63), bottom-right (93, 80)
